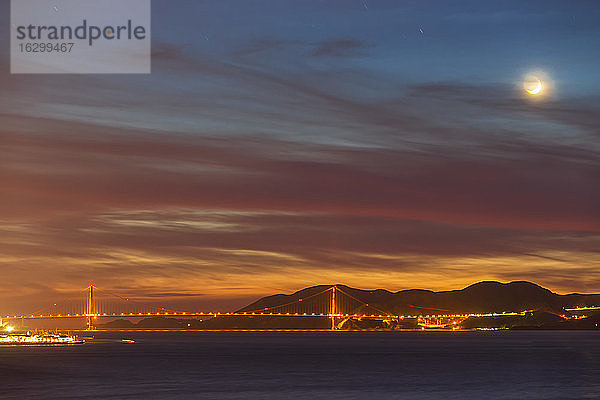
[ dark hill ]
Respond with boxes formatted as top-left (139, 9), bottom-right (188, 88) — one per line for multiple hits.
top-left (239, 281), bottom-right (600, 315)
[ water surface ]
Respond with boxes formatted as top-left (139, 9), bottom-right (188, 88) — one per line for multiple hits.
top-left (1, 331), bottom-right (599, 399)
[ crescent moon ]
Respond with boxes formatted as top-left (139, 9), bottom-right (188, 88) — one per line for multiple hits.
top-left (527, 80), bottom-right (542, 95)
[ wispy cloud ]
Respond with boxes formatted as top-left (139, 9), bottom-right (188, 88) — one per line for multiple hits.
top-left (311, 38), bottom-right (372, 57)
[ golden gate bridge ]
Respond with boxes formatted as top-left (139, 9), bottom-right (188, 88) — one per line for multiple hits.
top-left (4, 284), bottom-right (588, 331)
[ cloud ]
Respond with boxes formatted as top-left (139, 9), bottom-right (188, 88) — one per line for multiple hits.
top-left (1, 201), bottom-right (600, 312)
top-left (152, 42), bottom-right (190, 61)
top-left (408, 82), bottom-right (600, 140)
top-left (142, 292), bottom-right (206, 298)
top-left (311, 38), bottom-right (371, 57)
top-left (236, 37), bottom-right (372, 59)
top-left (2, 116), bottom-right (599, 231)
top-left (235, 38), bottom-right (305, 57)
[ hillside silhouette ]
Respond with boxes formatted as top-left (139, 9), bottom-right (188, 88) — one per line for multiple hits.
top-left (240, 281), bottom-right (600, 315)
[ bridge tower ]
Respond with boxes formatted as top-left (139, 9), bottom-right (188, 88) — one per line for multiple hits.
top-left (331, 285), bottom-right (336, 331)
top-left (86, 284), bottom-right (95, 331)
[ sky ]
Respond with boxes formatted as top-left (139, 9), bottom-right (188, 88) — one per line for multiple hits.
top-left (1, 0), bottom-right (600, 314)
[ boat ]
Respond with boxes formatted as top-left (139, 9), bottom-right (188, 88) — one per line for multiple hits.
top-left (121, 339), bottom-right (136, 343)
top-left (0, 331), bottom-right (86, 346)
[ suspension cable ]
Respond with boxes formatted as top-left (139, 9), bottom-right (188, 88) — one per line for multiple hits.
top-left (335, 287), bottom-right (391, 315)
top-left (27, 287), bottom-right (90, 316)
top-left (244, 286), bottom-right (333, 313)
top-left (93, 286), bottom-right (192, 314)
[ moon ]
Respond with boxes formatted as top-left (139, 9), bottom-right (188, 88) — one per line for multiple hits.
top-left (524, 76), bottom-right (543, 95)
top-left (527, 80), bottom-right (542, 95)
